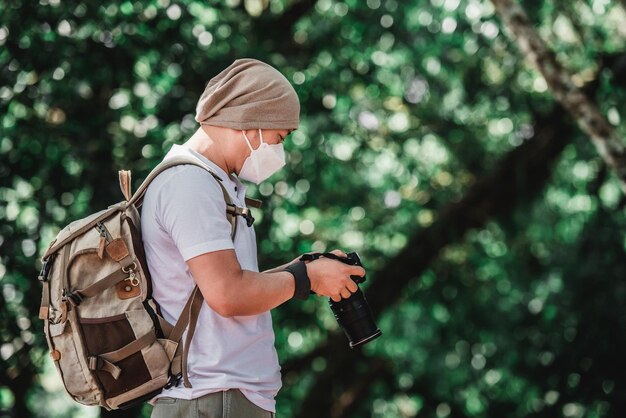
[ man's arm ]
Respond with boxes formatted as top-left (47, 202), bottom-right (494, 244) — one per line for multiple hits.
top-left (187, 249), bottom-right (294, 317)
top-left (187, 249), bottom-right (364, 317)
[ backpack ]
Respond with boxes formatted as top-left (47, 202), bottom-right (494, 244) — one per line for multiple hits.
top-left (37, 154), bottom-right (261, 410)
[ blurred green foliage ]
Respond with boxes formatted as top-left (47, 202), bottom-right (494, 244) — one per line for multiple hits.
top-left (1, 0), bottom-right (625, 417)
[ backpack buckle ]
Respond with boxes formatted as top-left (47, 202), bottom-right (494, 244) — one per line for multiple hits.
top-left (63, 289), bottom-right (84, 307)
top-left (88, 356), bottom-right (103, 371)
top-left (240, 208), bottom-right (255, 227)
top-left (226, 204), bottom-right (255, 227)
top-left (164, 373), bottom-right (182, 389)
top-left (38, 254), bottom-right (56, 282)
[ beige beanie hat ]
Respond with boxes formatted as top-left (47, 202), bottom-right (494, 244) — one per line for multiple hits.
top-left (195, 58), bottom-right (300, 130)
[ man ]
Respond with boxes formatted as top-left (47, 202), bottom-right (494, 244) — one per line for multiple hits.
top-left (142, 58), bottom-right (365, 417)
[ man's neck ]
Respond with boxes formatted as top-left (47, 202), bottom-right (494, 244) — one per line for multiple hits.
top-left (183, 127), bottom-right (231, 174)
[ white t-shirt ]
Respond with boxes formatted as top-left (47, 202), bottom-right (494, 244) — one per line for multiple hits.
top-left (141, 144), bottom-right (281, 412)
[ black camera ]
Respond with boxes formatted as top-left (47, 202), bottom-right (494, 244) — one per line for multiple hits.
top-left (301, 252), bottom-right (382, 348)
top-left (329, 252), bottom-right (382, 348)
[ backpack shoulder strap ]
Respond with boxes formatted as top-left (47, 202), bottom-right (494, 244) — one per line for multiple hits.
top-left (245, 197), bottom-right (262, 208)
top-left (127, 155), bottom-right (224, 208)
top-left (170, 202), bottom-right (240, 387)
top-left (140, 154), bottom-right (243, 388)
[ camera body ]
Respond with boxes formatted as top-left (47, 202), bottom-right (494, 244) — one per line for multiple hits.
top-left (327, 252), bottom-right (382, 348)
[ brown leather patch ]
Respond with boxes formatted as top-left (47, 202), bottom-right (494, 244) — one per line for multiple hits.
top-left (60, 302), bottom-right (68, 323)
top-left (50, 350), bottom-right (61, 361)
top-left (97, 236), bottom-right (106, 259)
top-left (105, 239), bottom-right (129, 262)
top-left (116, 280), bottom-right (140, 300)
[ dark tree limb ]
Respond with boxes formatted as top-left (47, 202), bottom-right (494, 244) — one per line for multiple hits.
top-left (252, 0), bottom-right (318, 56)
top-left (329, 357), bottom-right (394, 418)
top-left (288, 38), bottom-right (626, 417)
top-left (267, 0), bottom-right (317, 29)
top-left (491, 0), bottom-right (626, 193)
top-left (292, 103), bottom-right (573, 418)
top-left (0, 345), bottom-right (37, 418)
top-left (366, 107), bottom-right (570, 317)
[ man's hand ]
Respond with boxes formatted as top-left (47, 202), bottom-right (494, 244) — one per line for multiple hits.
top-left (306, 249), bottom-right (365, 302)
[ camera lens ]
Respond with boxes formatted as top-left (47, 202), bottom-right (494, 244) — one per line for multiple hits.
top-left (329, 288), bottom-right (382, 348)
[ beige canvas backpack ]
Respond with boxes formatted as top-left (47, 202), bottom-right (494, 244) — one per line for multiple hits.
top-left (37, 155), bottom-right (260, 410)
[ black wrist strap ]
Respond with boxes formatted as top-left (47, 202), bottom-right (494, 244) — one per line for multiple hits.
top-left (284, 261), bottom-right (310, 301)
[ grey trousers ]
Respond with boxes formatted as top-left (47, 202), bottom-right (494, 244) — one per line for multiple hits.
top-left (150, 389), bottom-right (275, 418)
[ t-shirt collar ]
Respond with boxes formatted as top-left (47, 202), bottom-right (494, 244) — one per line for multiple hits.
top-left (167, 144), bottom-right (247, 196)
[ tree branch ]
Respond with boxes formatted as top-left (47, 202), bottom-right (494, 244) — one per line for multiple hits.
top-left (330, 357), bottom-right (394, 418)
top-left (292, 104), bottom-right (574, 418)
top-left (490, 0), bottom-right (626, 193)
top-left (253, 0), bottom-right (318, 56)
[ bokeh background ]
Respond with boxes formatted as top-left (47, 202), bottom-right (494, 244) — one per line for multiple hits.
top-left (1, 0), bottom-right (626, 417)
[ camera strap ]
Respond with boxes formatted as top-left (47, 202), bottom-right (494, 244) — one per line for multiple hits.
top-left (299, 252), bottom-right (360, 264)
top-left (299, 252), bottom-right (366, 285)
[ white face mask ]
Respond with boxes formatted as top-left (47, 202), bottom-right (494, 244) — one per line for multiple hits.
top-left (238, 129), bottom-right (286, 184)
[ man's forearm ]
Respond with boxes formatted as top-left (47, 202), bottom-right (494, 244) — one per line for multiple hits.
top-left (187, 249), bottom-right (301, 317)
top-left (210, 270), bottom-right (296, 317)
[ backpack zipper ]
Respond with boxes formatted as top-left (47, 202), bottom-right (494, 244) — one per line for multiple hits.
top-left (95, 222), bottom-right (112, 259)
top-left (95, 222), bottom-right (112, 241)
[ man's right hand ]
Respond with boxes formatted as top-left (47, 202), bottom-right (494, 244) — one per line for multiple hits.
top-left (306, 249), bottom-right (365, 302)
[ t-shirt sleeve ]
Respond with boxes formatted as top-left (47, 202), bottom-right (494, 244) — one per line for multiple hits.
top-left (155, 166), bottom-right (235, 261)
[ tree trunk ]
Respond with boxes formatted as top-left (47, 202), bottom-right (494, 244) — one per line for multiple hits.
top-left (490, 0), bottom-right (626, 193)
top-left (5, 355), bottom-right (34, 418)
